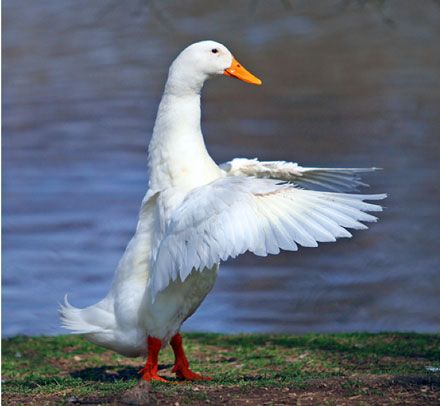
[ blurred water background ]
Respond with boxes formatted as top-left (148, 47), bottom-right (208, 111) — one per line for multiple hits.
top-left (3, 0), bottom-right (440, 337)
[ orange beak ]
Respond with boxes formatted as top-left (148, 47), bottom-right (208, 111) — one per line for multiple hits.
top-left (224, 57), bottom-right (262, 85)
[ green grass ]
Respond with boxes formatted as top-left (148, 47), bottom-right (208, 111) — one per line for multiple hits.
top-left (2, 332), bottom-right (439, 403)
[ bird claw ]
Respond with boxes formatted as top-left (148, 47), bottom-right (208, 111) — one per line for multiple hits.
top-left (172, 363), bottom-right (212, 381)
top-left (138, 366), bottom-right (168, 382)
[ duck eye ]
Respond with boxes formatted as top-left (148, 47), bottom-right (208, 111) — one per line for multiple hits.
top-left (211, 49), bottom-right (218, 54)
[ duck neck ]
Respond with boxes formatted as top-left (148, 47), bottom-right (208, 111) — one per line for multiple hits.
top-left (147, 83), bottom-right (219, 191)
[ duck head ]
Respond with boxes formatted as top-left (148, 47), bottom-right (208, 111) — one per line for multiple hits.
top-left (165, 40), bottom-right (262, 95)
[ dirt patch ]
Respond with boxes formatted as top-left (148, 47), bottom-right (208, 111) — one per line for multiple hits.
top-left (3, 374), bottom-right (439, 405)
top-left (118, 381), bottom-right (151, 405)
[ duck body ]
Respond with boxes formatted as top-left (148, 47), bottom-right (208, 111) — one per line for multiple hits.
top-left (62, 43), bottom-right (225, 355)
top-left (61, 41), bottom-right (386, 380)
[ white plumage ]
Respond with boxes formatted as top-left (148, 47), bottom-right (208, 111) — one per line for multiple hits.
top-left (60, 40), bottom-right (386, 362)
top-left (220, 158), bottom-right (379, 192)
top-left (149, 177), bottom-right (385, 299)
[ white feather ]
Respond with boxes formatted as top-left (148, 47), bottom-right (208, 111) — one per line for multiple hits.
top-left (220, 158), bottom-right (380, 192)
top-left (149, 177), bottom-right (386, 300)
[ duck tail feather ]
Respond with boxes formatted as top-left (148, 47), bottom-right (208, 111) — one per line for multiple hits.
top-left (59, 295), bottom-right (113, 335)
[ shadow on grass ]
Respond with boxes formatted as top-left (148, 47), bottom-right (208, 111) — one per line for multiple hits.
top-left (70, 363), bottom-right (175, 383)
top-left (71, 366), bottom-right (140, 382)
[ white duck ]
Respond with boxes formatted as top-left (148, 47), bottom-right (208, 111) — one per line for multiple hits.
top-left (60, 40), bottom-right (386, 382)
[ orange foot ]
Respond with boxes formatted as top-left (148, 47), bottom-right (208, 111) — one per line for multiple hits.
top-left (170, 333), bottom-right (212, 381)
top-left (138, 365), bottom-right (168, 382)
top-left (172, 360), bottom-right (212, 381)
top-left (138, 336), bottom-right (168, 382)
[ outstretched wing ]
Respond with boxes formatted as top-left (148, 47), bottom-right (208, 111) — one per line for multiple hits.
top-left (149, 176), bottom-right (386, 300)
top-left (220, 158), bottom-right (380, 192)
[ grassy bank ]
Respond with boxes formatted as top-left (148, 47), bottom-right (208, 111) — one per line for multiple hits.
top-left (2, 332), bottom-right (440, 405)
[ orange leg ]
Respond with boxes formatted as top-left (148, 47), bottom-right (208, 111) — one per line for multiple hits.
top-left (170, 333), bottom-right (212, 381)
top-left (138, 336), bottom-right (168, 382)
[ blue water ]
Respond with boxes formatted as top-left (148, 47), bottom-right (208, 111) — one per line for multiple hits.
top-left (3, 0), bottom-right (440, 337)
